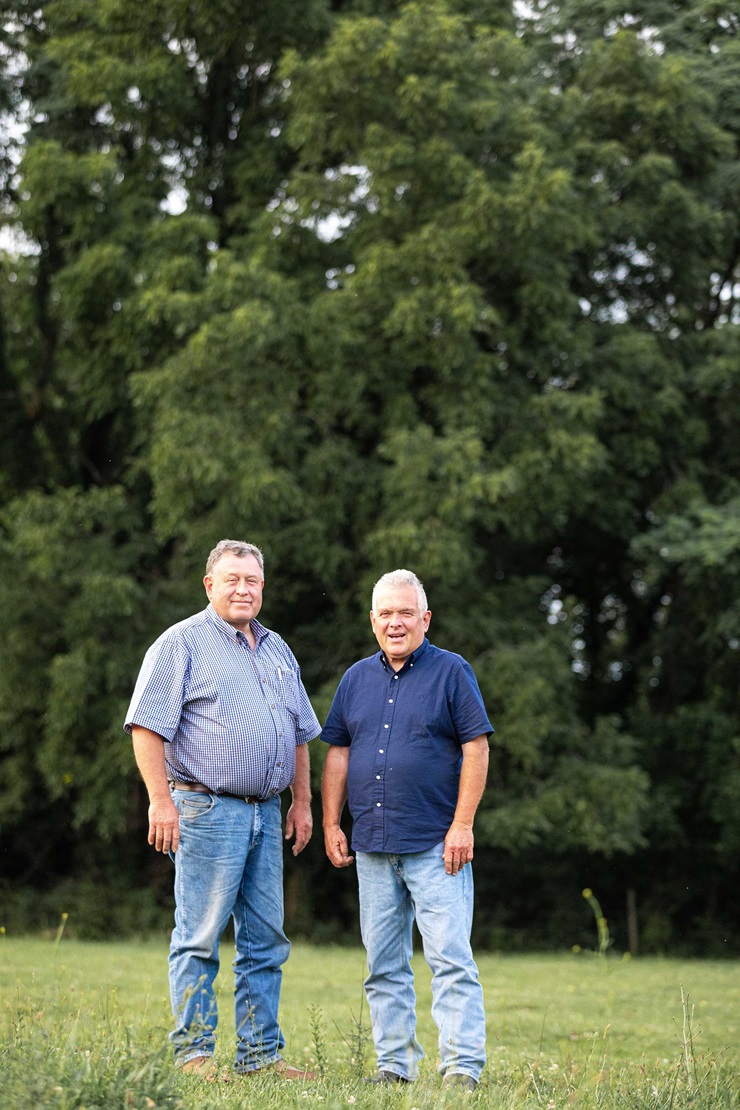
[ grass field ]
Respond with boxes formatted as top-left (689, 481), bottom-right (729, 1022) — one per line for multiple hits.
top-left (1, 936), bottom-right (738, 1108)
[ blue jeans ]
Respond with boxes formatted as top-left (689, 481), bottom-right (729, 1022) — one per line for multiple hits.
top-left (169, 791), bottom-right (290, 1070)
top-left (356, 844), bottom-right (486, 1082)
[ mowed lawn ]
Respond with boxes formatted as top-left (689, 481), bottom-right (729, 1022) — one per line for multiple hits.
top-left (1, 937), bottom-right (738, 1107)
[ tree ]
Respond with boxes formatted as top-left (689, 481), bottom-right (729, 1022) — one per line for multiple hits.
top-left (0, 0), bottom-right (342, 928)
top-left (270, 0), bottom-right (739, 948)
top-left (1, 0), bottom-right (738, 952)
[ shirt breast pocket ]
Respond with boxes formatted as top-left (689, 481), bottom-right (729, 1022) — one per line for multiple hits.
top-left (277, 669), bottom-right (299, 719)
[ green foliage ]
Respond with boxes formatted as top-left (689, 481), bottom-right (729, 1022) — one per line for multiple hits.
top-left (1, 0), bottom-right (739, 952)
top-left (0, 487), bottom-right (159, 839)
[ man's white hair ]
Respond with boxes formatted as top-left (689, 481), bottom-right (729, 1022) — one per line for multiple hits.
top-left (371, 569), bottom-right (428, 614)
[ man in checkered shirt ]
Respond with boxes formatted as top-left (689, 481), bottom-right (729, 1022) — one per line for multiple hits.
top-left (125, 539), bottom-right (320, 1080)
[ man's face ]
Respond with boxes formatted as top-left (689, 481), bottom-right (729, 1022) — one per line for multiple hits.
top-left (204, 553), bottom-right (264, 630)
top-left (370, 584), bottom-right (431, 670)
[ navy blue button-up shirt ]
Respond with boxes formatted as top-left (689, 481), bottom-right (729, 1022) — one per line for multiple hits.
top-left (321, 638), bottom-right (493, 853)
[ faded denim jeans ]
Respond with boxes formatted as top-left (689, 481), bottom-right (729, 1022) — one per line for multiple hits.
top-left (356, 843), bottom-right (486, 1082)
top-left (168, 791), bottom-right (290, 1070)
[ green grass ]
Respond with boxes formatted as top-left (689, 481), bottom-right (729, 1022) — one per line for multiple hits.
top-left (1, 936), bottom-right (739, 1108)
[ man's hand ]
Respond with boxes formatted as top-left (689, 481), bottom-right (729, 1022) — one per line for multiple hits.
top-left (148, 796), bottom-right (180, 854)
top-left (285, 799), bottom-right (313, 856)
top-left (324, 824), bottom-right (354, 868)
top-left (443, 819), bottom-right (474, 876)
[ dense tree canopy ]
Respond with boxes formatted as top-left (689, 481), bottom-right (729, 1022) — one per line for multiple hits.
top-left (1, 0), bottom-right (738, 953)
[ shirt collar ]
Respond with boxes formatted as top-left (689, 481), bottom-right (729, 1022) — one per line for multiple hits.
top-left (206, 604), bottom-right (269, 646)
top-left (379, 635), bottom-right (430, 673)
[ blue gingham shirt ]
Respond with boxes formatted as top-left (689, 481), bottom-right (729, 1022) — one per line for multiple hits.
top-left (124, 605), bottom-right (320, 797)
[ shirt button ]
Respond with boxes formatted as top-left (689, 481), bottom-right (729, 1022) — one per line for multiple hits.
top-left (379, 749), bottom-right (384, 753)
top-left (376, 775), bottom-right (381, 780)
top-left (388, 699), bottom-right (393, 703)
top-left (393, 675), bottom-right (398, 680)
top-left (376, 802), bottom-right (381, 807)
top-left (384, 724), bottom-right (389, 729)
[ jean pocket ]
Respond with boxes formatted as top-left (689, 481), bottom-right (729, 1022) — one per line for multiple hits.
top-left (175, 792), bottom-right (215, 820)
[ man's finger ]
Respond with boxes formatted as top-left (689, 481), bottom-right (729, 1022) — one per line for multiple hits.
top-left (292, 826), bottom-right (311, 855)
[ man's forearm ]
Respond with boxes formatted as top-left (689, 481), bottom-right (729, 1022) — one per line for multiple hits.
top-left (321, 745), bottom-right (353, 867)
top-left (131, 725), bottom-right (180, 853)
top-left (453, 736), bottom-right (490, 826)
top-left (286, 741), bottom-right (314, 855)
top-left (443, 735), bottom-right (489, 875)
top-left (132, 725), bottom-right (171, 801)
top-left (291, 741), bottom-right (312, 804)
top-left (321, 745), bottom-right (350, 827)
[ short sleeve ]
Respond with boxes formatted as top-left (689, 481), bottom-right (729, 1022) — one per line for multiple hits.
top-left (320, 676), bottom-right (352, 747)
top-left (449, 659), bottom-right (494, 743)
top-left (124, 632), bottom-right (191, 740)
top-left (294, 672), bottom-right (321, 744)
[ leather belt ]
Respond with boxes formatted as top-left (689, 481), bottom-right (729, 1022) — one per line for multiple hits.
top-left (170, 780), bottom-right (262, 804)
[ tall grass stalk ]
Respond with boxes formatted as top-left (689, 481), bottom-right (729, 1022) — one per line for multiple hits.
top-left (582, 888), bottom-right (611, 956)
top-left (52, 912), bottom-right (69, 954)
top-left (680, 985), bottom-right (697, 1090)
top-left (307, 1003), bottom-right (328, 1078)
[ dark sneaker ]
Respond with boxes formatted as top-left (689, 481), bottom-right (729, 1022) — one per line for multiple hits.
top-left (363, 1070), bottom-right (412, 1085)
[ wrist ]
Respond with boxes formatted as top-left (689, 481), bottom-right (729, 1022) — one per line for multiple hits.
top-left (149, 789), bottom-right (173, 804)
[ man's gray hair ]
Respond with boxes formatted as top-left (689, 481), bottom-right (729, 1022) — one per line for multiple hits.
top-left (371, 569), bottom-right (428, 614)
top-left (205, 539), bottom-right (265, 577)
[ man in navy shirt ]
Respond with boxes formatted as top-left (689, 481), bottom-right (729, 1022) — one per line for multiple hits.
top-left (321, 569), bottom-right (492, 1091)
top-left (126, 539), bottom-right (320, 1080)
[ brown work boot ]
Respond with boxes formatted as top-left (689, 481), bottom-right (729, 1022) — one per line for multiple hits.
top-left (180, 1055), bottom-right (216, 1077)
top-left (243, 1058), bottom-right (317, 1080)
